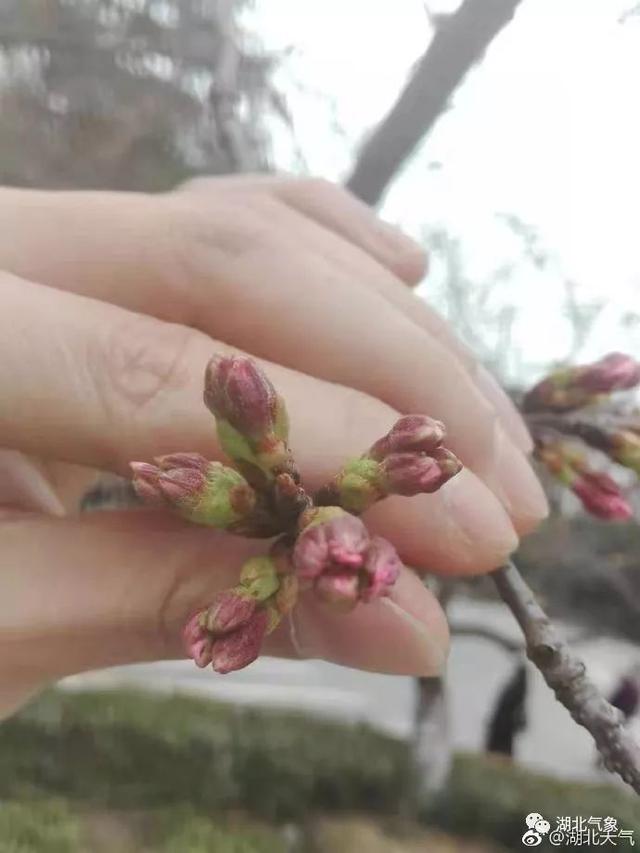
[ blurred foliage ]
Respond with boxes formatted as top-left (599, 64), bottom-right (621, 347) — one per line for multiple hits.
top-left (0, 688), bottom-right (412, 822)
top-left (0, 799), bottom-right (82, 852)
top-left (0, 800), bottom-right (286, 852)
top-left (1, 688), bottom-right (639, 851)
top-left (517, 514), bottom-right (640, 642)
top-left (0, 0), bottom-right (277, 190)
top-left (431, 753), bottom-right (640, 852)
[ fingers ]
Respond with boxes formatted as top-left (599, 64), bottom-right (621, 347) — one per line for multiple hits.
top-left (178, 174), bottom-right (428, 286)
top-left (206, 176), bottom-right (531, 457)
top-left (0, 510), bottom-right (448, 695)
top-left (0, 181), bottom-right (541, 533)
top-left (170, 198), bottom-right (546, 533)
top-left (0, 451), bottom-right (64, 515)
top-left (278, 202), bottom-right (534, 455)
top-left (0, 274), bottom-right (516, 574)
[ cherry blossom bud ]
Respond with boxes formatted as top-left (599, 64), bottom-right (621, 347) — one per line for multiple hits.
top-left (572, 472), bottom-right (632, 521)
top-left (182, 610), bottom-right (213, 668)
top-left (130, 458), bottom-right (256, 529)
top-left (182, 584), bottom-right (276, 674)
top-left (315, 417), bottom-right (460, 512)
top-left (315, 572), bottom-right (361, 610)
top-left (380, 448), bottom-right (462, 497)
top-left (576, 352), bottom-right (640, 394)
top-left (204, 355), bottom-right (285, 440)
top-left (204, 354), bottom-right (293, 478)
top-left (524, 353), bottom-right (640, 413)
top-left (292, 508), bottom-right (401, 607)
top-left (368, 415), bottom-right (446, 461)
top-left (239, 556), bottom-right (280, 601)
top-left (361, 536), bottom-right (403, 601)
top-left (155, 452), bottom-right (209, 472)
top-left (129, 462), bottom-right (166, 505)
top-left (538, 442), bottom-right (633, 521)
top-left (203, 589), bottom-right (257, 634)
top-left (293, 510), bottom-right (369, 580)
top-left (210, 609), bottom-right (270, 674)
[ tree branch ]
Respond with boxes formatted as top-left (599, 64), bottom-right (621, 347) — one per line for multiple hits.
top-left (346, 0), bottom-right (524, 206)
top-left (209, 0), bottom-right (255, 173)
top-left (493, 560), bottom-right (640, 793)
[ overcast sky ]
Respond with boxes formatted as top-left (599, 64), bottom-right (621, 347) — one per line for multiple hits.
top-left (248, 0), bottom-right (640, 382)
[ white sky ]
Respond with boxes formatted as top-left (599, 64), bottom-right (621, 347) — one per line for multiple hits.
top-left (247, 0), bottom-right (640, 382)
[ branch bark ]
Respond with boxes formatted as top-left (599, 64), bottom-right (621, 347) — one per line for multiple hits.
top-left (346, 0), bottom-right (524, 207)
top-left (493, 560), bottom-right (640, 793)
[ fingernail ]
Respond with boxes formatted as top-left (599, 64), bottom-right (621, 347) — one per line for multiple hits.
top-left (0, 450), bottom-right (65, 516)
top-left (475, 365), bottom-right (533, 453)
top-left (482, 427), bottom-right (549, 534)
top-left (290, 571), bottom-right (448, 676)
top-left (441, 470), bottom-right (519, 568)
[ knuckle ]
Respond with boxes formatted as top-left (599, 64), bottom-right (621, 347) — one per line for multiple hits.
top-left (90, 314), bottom-right (199, 441)
top-left (173, 194), bottom-right (276, 265)
top-left (337, 386), bottom-right (399, 457)
top-left (297, 175), bottom-right (341, 200)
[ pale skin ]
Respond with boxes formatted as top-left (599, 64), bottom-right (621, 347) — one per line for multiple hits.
top-left (0, 176), bottom-right (548, 717)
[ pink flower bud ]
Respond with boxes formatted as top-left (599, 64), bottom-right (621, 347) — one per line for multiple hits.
top-left (572, 472), bottom-right (633, 521)
top-left (183, 610), bottom-right (207, 646)
top-left (130, 461), bottom-right (167, 505)
top-left (292, 509), bottom-right (402, 606)
top-left (155, 452), bottom-right (210, 472)
top-left (368, 415), bottom-right (446, 461)
top-left (315, 572), bottom-right (360, 610)
top-left (524, 352), bottom-right (640, 413)
top-left (204, 355), bottom-right (281, 441)
top-left (182, 610), bottom-right (214, 668)
top-left (210, 608), bottom-right (269, 674)
top-left (361, 536), bottom-right (403, 601)
top-left (191, 638), bottom-right (214, 669)
top-left (380, 448), bottom-right (461, 496)
top-left (130, 458), bottom-right (256, 529)
top-left (576, 353), bottom-right (640, 394)
top-left (156, 467), bottom-right (207, 505)
top-left (203, 589), bottom-right (257, 635)
top-left (293, 512), bottom-right (369, 580)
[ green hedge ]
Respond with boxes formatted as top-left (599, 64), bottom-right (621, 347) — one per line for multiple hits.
top-left (2, 687), bottom-right (640, 851)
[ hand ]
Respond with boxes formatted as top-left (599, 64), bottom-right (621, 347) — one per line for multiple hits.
top-left (0, 176), bottom-right (547, 717)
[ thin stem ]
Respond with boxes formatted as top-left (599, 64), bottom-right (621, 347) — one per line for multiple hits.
top-left (492, 561), bottom-right (640, 793)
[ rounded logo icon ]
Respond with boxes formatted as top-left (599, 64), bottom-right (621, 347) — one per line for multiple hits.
top-left (522, 813), bottom-right (551, 847)
top-left (522, 829), bottom-right (543, 846)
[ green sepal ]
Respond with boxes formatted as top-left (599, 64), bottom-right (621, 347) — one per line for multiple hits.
top-left (274, 395), bottom-right (290, 442)
top-left (335, 457), bottom-right (382, 513)
top-left (184, 464), bottom-right (254, 528)
top-left (239, 556), bottom-right (280, 601)
top-left (216, 418), bottom-right (261, 468)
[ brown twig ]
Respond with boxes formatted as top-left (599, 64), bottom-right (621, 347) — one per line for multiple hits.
top-left (493, 560), bottom-right (640, 793)
top-left (346, 0), bottom-right (524, 206)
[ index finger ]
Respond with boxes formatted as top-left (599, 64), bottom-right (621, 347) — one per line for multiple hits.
top-left (0, 274), bottom-right (518, 575)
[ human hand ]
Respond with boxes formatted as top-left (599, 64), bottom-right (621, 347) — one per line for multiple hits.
top-left (0, 176), bottom-right (547, 716)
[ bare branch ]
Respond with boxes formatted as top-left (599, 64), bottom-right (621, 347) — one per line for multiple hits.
top-left (493, 561), bottom-right (640, 793)
top-left (346, 0), bottom-right (524, 206)
top-left (209, 0), bottom-right (255, 172)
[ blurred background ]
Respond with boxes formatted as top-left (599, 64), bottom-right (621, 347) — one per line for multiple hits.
top-left (2, 1), bottom-right (640, 850)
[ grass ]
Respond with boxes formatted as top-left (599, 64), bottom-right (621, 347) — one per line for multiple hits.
top-left (1, 687), bottom-right (639, 851)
